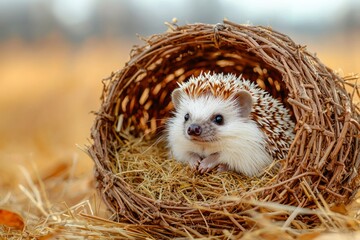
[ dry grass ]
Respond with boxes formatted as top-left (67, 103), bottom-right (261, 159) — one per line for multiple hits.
top-left (112, 136), bottom-right (278, 203)
top-left (2, 143), bottom-right (360, 239)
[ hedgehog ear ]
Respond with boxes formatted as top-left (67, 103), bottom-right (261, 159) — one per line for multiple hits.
top-left (171, 89), bottom-right (182, 109)
top-left (233, 90), bottom-right (253, 118)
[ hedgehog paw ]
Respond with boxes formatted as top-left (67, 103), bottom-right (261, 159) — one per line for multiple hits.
top-left (187, 153), bottom-right (202, 170)
top-left (198, 153), bottom-right (220, 174)
top-left (217, 164), bottom-right (229, 172)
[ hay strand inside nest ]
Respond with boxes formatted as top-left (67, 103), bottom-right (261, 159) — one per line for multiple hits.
top-left (112, 136), bottom-right (278, 203)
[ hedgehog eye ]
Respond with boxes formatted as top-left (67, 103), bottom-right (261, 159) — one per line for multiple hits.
top-left (184, 113), bottom-right (190, 122)
top-left (213, 114), bottom-right (224, 125)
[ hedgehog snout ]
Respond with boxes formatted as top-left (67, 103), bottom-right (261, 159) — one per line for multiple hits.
top-left (187, 124), bottom-right (202, 136)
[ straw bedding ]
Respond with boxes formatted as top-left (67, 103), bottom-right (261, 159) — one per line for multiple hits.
top-left (88, 20), bottom-right (360, 237)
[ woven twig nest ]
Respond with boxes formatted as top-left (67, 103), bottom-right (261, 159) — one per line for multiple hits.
top-left (89, 20), bottom-right (360, 237)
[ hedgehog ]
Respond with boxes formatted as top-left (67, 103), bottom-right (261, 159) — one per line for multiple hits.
top-left (166, 72), bottom-right (295, 176)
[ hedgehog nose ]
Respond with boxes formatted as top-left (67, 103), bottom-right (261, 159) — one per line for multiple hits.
top-left (187, 124), bottom-right (202, 136)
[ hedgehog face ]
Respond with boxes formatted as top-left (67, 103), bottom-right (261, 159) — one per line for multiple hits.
top-left (182, 110), bottom-right (222, 142)
top-left (171, 89), bottom-right (253, 143)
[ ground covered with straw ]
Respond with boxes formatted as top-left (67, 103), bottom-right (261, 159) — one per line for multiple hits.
top-left (2, 140), bottom-right (360, 239)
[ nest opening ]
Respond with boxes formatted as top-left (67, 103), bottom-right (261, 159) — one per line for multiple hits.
top-left (120, 43), bottom-right (292, 138)
top-left (89, 21), bottom-right (360, 236)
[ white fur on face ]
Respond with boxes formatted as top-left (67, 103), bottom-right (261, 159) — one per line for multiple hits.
top-left (167, 94), bottom-right (272, 176)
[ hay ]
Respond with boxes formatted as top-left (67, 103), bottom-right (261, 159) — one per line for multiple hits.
top-left (112, 135), bottom-right (278, 203)
top-left (88, 20), bottom-right (360, 237)
top-left (1, 157), bottom-right (360, 239)
top-left (1, 162), bottom-right (360, 239)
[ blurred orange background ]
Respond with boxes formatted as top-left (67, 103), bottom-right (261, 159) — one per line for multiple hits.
top-left (0, 0), bottom-right (359, 200)
top-left (0, 36), bottom-right (131, 188)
